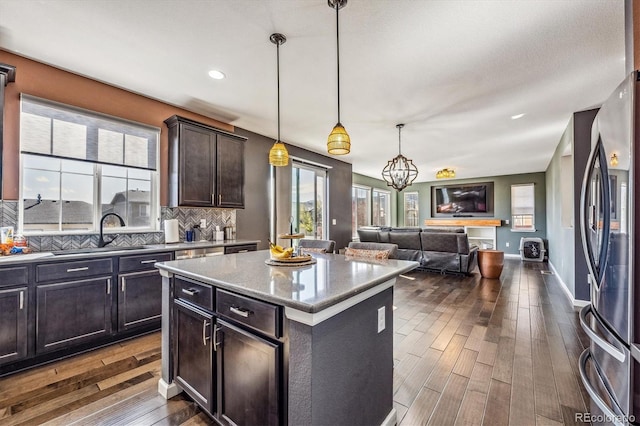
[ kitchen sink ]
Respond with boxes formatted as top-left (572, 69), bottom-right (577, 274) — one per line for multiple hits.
top-left (51, 245), bottom-right (147, 255)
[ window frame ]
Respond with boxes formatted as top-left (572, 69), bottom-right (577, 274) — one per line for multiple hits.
top-left (403, 191), bottom-right (420, 227)
top-left (18, 98), bottom-right (160, 236)
top-left (510, 183), bottom-right (536, 232)
top-left (372, 188), bottom-right (391, 227)
top-left (352, 184), bottom-right (372, 239)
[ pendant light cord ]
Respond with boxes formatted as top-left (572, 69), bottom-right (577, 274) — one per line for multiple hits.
top-left (398, 126), bottom-right (402, 155)
top-left (336, 2), bottom-right (341, 123)
top-left (277, 40), bottom-right (281, 142)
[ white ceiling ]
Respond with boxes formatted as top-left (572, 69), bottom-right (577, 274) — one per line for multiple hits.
top-left (0, 0), bottom-right (626, 182)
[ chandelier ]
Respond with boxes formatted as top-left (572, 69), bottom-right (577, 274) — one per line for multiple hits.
top-left (382, 124), bottom-right (419, 191)
top-left (327, 0), bottom-right (350, 155)
top-left (436, 168), bottom-right (456, 179)
top-left (268, 33), bottom-right (289, 166)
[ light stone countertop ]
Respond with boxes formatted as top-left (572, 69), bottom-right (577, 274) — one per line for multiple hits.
top-left (155, 250), bottom-right (419, 313)
top-left (0, 239), bottom-right (260, 265)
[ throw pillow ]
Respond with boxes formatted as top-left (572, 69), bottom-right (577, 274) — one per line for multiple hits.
top-left (300, 247), bottom-right (326, 254)
top-left (344, 247), bottom-right (390, 260)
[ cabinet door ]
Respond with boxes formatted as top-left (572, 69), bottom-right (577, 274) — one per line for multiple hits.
top-left (179, 123), bottom-right (215, 206)
top-left (36, 278), bottom-right (112, 353)
top-left (0, 287), bottom-right (27, 366)
top-left (118, 271), bottom-right (161, 332)
top-left (216, 134), bottom-right (245, 208)
top-left (217, 319), bottom-right (280, 426)
top-left (174, 299), bottom-right (215, 415)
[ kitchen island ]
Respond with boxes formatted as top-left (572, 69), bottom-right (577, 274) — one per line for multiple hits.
top-left (156, 250), bottom-right (418, 426)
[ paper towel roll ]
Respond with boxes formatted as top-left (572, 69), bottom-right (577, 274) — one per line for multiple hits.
top-left (164, 219), bottom-right (179, 243)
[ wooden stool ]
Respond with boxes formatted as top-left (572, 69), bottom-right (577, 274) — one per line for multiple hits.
top-left (478, 249), bottom-right (504, 279)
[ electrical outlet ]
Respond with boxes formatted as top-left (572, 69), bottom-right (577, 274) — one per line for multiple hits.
top-left (505, 219), bottom-right (510, 225)
top-left (200, 219), bottom-right (207, 228)
top-left (377, 307), bottom-right (385, 333)
top-left (332, 219), bottom-right (337, 225)
top-left (506, 242), bottom-right (510, 247)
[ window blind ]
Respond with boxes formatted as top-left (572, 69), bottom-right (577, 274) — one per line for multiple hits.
top-left (20, 94), bottom-right (158, 170)
top-left (511, 184), bottom-right (535, 215)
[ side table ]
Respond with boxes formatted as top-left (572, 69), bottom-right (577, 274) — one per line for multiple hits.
top-left (478, 249), bottom-right (504, 279)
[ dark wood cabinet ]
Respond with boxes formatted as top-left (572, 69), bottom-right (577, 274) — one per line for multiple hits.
top-left (166, 115), bottom-right (246, 208)
top-left (216, 134), bottom-right (244, 208)
top-left (117, 271), bottom-right (161, 332)
top-left (0, 287), bottom-right (27, 366)
top-left (174, 298), bottom-right (216, 415)
top-left (36, 277), bottom-right (112, 353)
top-left (216, 319), bottom-right (280, 426)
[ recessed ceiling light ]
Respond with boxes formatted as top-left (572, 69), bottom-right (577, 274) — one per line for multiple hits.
top-left (511, 113), bottom-right (525, 120)
top-left (208, 70), bottom-right (225, 80)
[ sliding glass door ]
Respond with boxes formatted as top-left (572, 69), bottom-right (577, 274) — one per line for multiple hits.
top-left (291, 162), bottom-right (327, 239)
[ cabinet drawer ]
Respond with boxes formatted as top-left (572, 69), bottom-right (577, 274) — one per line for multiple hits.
top-left (36, 258), bottom-right (113, 283)
top-left (0, 266), bottom-right (28, 287)
top-left (216, 289), bottom-right (281, 339)
top-left (224, 244), bottom-right (257, 255)
top-left (119, 252), bottom-right (172, 273)
top-left (174, 278), bottom-right (213, 311)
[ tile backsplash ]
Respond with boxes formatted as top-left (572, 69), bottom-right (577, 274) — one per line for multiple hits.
top-left (0, 201), bottom-right (236, 252)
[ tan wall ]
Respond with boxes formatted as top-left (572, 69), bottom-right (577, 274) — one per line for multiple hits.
top-left (0, 50), bottom-right (233, 204)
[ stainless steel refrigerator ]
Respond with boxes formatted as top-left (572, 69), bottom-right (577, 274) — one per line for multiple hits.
top-left (579, 71), bottom-right (638, 426)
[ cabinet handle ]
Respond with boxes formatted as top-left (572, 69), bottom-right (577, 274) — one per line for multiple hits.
top-left (238, 250), bottom-right (249, 253)
top-left (19, 291), bottom-right (24, 310)
top-left (107, 279), bottom-right (111, 295)
top-left (140, 259), bottom-right (156, 264)
top-left (67, 266), bottom-right (89, 272)
top-left (218, 194), bottom-right (222, 205)
top-left (121, 278), bottom-right (126, 293)
top-left (181, 288), bottom-right (198, 296)
top-left (212, 194), bottom-right (214, 204)
top-left (213, 325), bottom-right (221, 352)
top-left (229, 306), bottom-right (250, 318)
top-left (202, 320), bottom-right (211, 346)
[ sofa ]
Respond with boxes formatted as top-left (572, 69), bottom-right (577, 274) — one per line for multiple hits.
top-left (356, 226), bottom-right (478, 275)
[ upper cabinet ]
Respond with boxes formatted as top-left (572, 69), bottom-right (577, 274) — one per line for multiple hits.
top-left (165, 116), bottom-right (246, 208)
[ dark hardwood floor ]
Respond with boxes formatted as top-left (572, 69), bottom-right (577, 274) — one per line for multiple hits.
top-left (0, 259), bottom-right (589, 425)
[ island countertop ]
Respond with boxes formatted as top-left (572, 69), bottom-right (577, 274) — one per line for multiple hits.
top-left (155, 249), bottom-right (419, 314)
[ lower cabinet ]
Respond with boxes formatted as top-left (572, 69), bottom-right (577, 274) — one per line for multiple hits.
top-left (174, 299), bottom-right (215, 415)
top-left (36, 277), bottom-right (112, 353)
top-left (118, 271), bottom-right (162, 331)
top-left (216, 319), bottom-right (280, 426)
top-left (0, 287), bottom-right (28, 366)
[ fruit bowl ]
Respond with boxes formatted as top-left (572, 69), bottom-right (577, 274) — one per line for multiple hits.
top-left (269, 254), bottom-right (312, 263)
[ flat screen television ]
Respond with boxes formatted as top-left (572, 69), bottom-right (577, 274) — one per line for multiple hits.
top-left (432, 182), bottom-right (494, 217)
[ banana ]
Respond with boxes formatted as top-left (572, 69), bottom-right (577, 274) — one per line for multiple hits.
top-left (268, 240), bottom-right (285, 253)
top-left (271, 246), bottom-right (294, 259)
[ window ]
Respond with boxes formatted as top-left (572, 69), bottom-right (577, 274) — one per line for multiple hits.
top-left (372, 189), bottom-right (390, 227)
top-left (20, 95), bottom-right (159, 234)
top-left (352, 185), bottom-right (371, 238)
top-left (511, 183), bottom-right (535, 231)
top-left (291, 162), bottom-right (327, 239)
top-left (404, 192), bottom-right (419, 227)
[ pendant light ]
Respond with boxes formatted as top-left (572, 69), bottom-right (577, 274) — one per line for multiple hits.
top-left (268, 33), bottom-right (289, 166)
top-left (382, 124), bottom-right (419, 191)
top-left (327, 0), bottom-right (350, 155)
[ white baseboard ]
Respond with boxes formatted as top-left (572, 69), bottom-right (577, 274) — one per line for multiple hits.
top-left (547, 261), bottom-right (590, 308)
top-left (381, 407), bottom-right (397, 426)
top-left (158, 379), bottom-right (182, 399)
top-left (504, 253), bottom-right (521, 259)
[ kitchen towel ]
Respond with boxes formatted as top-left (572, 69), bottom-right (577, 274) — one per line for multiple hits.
top-left (164, 219), bottom-right (179, 243)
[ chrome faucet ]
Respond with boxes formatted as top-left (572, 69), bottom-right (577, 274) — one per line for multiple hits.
top-left (98, 212), bottom-right (126, 247)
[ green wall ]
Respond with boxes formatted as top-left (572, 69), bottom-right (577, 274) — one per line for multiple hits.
top-left (395, 172), bottom-right (547, 255)
top-left (352, 173), bottom-right (398, 227)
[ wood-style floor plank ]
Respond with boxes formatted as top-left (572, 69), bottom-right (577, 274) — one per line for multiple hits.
top-left (0, 260), bottom-right (590, 425)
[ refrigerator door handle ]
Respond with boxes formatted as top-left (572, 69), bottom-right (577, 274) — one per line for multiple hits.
top-left (631, 343), bottom-right (640, 363)
top-left (579, 349), bottom-right (625, 426)
top-left (579, 305), bottom-right (626, 362)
